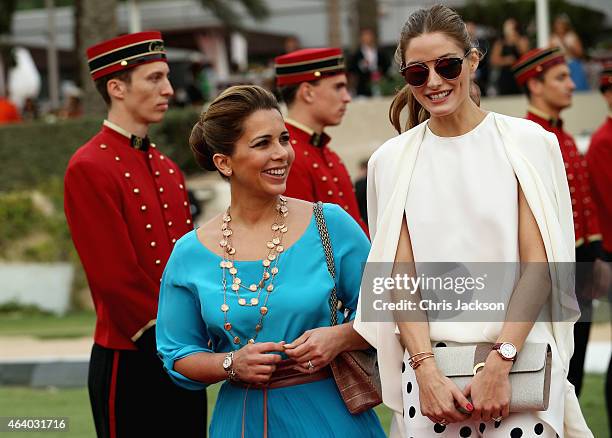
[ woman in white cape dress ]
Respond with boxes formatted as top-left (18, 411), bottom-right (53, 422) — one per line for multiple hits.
top-left (354, 5), bottom-right (592, 438)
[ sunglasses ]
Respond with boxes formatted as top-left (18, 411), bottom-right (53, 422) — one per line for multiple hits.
top-left (399, 51), bottom-right (471, 87)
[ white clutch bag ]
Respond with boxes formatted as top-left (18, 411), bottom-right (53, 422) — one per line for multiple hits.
top-left (433, 343), bottom-right (552, 412)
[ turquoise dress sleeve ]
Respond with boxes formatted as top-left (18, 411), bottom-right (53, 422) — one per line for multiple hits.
top-left (156, 233), bottom-right (213, 390)
top-left (323, 203), bottom-right (371, 322)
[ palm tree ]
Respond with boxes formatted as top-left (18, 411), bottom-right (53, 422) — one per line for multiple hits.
top-left (0, 0), bottom-right (18, 97)
top-left (199, 0), bottom-right (269, 30)
top-left (76, 0), bottom-right (118, 116)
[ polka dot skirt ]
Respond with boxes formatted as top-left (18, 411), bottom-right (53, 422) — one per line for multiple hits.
top-left (400, 350), bottom-right (558, 437)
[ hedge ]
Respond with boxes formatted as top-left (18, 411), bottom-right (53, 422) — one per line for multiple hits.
top-left (0, 107), bottom-right (202, 192)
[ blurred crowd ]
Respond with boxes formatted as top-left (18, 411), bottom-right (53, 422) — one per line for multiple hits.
top-left (0, 13), bottom-right (610, 126)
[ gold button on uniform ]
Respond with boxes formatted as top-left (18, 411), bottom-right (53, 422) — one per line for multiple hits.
top-left (124, 172), bottom-right (131, 178)
top-left (172, 238), bottom-right (176, 243)
top-left (148, 154), bottom-right (153, 159)
top-left (333, 177), bottom-right (338, 183)
top-left (321, 176), bottom-right (328, 181)
top-left (100, 144), bottom-right (107, 149)
top-left (167, 221), bottom-right (173, 227)
top-left (179, 184), bottom-right (184, 189)
top-left (115, 156), bottom-right (120, 161)
top-left (155, 259), bottom-right (161, 265)
top-left (159, 187), bottom-right (164, 193)
top-left (146, 224), bottom-right (152, 230)
top-left (141, 205), bottom-right (147, 211)
top-left (169, 169), bottom-right (175, 174)
top-left (151, 143), bottom-right (156, 148)
top-left (327, 190), bottom-right (333, 196)
top-left (186, 219), bottom-right (192, 225)
top-left (154, 171), bottom-right (160, 177)
top-left (133, 188), bottom-right (140, 194)
top-left (313, 163), bottom-right (319, 169)
top-left (163, 203), bottom-right (168, 209)
top-left (150, 241), bottom-right (157, 247)
top-left (160, 155), bottom-right (165, 160)
top-left (183, 201), bottom-right (188, 207)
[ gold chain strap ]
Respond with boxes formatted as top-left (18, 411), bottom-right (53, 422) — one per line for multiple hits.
top-left (312, 202), bottom-right (339, 327)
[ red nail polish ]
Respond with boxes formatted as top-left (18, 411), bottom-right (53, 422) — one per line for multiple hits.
top-left (466, 403), bottom-right (474, 412)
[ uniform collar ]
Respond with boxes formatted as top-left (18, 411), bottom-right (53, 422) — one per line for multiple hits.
top-left (527, 105), bottom-right (563, 129)
top-left (103, 119), bottom-right (151, 151)
top-left (285, 118), bottom-right (330, 148)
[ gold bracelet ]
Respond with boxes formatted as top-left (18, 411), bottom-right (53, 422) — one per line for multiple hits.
top-left (408, 351), bottom-right (433, 361)
top-left (409, 353), bottom-right (434, 369)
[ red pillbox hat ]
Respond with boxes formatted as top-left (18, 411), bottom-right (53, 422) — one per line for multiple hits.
top-left (275, 48), bottom-right (345, 86)
top-left (87, 31), bottom-right (167, 81)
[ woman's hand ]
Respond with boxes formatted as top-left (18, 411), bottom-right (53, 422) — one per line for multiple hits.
top-left (284, 326), bottom-right (344, 373)
top-left (414, 360), bottom-right (473, 425)
top-left (231, 341), bottom-right (285, 384)
top-left (464, 352), bottom-right (512, 422)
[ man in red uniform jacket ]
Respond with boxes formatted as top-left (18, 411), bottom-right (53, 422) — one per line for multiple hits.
top-left (513, 47), bottom-right (609, 398)
top-left (64, 32), bottom-right (206, 437)
top-left (274, 48), bottom-right (368, 234)
top-left (586, 64), bottom-right (612, 436)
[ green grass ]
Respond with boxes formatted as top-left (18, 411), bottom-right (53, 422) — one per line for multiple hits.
top-left (0, 374), bottom-right (607, 437)
top-left (0, 311), bottom-right (95, 339)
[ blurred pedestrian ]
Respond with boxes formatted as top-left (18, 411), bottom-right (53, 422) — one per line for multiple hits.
top-left (274, 48), bottom-right (368, 234)
top-left (64, 31), bottom-right (207, 438)
top-left (283, 36), bottom-right (301, 53)
top-left (349, 28), bottom-right (391, 97)
top-left (21, 97), bottom-right (39, 122)
top-left (491, 18), bottom-right (529, 95)
top-left (550, 14), bottom-right (589, 91)
top-left (466, 21), bottom-right (490, 97)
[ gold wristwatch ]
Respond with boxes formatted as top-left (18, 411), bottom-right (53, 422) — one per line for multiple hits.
top-left (223, 351), bottom-right (237, 380)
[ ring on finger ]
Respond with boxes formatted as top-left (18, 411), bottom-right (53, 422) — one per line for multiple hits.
top-left (492, 416), bottom-right (503, 422)
top-left (307, 360), bottom-right (315, 370)
top-left (438, 419), bottom-right (448, 426)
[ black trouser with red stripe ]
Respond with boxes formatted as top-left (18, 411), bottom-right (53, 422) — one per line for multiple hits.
top-left (88, 334), bottom-right (207, 437)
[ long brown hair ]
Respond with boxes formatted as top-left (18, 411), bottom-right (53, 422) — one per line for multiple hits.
top-left (389, 5), bottom-right (477, 133)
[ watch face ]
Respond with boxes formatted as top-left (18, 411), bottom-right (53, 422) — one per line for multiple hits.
top-left (223, 356), bottom-right (232, 370)
top-left (499, 343), bottom-right (516, 359)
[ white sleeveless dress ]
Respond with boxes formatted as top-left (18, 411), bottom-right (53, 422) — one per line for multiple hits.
top-left (401, 113), bottom-right (561, 437)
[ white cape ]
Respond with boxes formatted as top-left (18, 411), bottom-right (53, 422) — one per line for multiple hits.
top-left (354, 112), bottom-right (592, 438)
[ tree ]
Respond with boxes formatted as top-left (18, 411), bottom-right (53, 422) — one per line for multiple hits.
top-left (76, 0), bottom-right (118, 116)
top-left (199, 0), bottom-right (269, 30)
top-left (0, 0), bottom-right (18, 97)
top-left (354, 0), bottom-right (378, 47)
top-left (77, 0), bottom-right (269, 115)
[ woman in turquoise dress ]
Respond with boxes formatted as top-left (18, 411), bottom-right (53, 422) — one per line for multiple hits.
top-left (156, 85), bottom-right (385, 438)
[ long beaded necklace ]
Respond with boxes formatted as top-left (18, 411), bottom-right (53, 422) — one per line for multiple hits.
top-left (219, 196), bottom-right (288, 346)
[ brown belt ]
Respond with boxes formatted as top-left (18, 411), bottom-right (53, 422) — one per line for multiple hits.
top-left (230, 359), bottom-right (332, 438)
